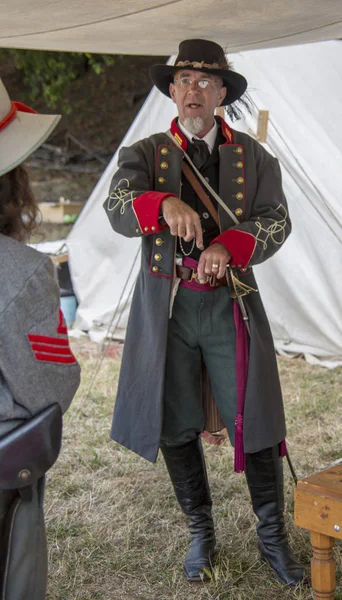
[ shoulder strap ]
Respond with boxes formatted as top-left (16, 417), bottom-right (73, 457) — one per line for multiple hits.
top-left (166, 130), bottom-right (240, 226)
top-left (181, 162), bottom-right (219, 226)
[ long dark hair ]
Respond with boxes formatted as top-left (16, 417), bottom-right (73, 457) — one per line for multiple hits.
top-left (0, 165), bottom-right (39, 241)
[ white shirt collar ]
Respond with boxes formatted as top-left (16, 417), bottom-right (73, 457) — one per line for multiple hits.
top-left (177, 119), bottom-right (218, 153)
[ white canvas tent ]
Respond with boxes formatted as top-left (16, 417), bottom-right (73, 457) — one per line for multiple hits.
top-left (1, 0), bottom-right (341, 55)
top-left (67, 40), bottom-right (342, 367)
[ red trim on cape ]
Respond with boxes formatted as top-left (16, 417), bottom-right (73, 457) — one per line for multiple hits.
top-left (148, 267), bottom-right (173, 279)
top-left (170, 116), bottom-right (234, 147)
top-left (216, 116), bottom-right (234, 144)
top-left (133, 191), bottom-right (174, 234)
top-left (170, 119), bottom-right (188, 150)
top-left (211, 229), bottom-right (256, 268)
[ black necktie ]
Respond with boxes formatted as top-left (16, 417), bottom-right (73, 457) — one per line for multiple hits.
top-left (191, 138), bottom-right (210, 170)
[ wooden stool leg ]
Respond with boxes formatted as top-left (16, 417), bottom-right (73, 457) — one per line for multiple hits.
top-left (310, 531), bottom-right (336, 600)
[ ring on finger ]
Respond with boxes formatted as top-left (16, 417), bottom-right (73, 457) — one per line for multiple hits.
top-left (212, 263), bottom-right (219, 269)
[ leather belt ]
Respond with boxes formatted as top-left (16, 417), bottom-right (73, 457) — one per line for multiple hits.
top-left (176, 264), bottom-right (228, 288)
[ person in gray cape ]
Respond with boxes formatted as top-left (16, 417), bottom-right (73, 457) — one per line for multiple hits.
top-left (104, 39), bottom-right (306, 587)
top-left (0, 79), bottom-right (81, 599)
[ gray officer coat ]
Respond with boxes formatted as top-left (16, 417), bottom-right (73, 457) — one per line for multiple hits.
top-left (104, 118), bottom-right (290, 462)
top-left (0, 234), bottom-right (81, 437)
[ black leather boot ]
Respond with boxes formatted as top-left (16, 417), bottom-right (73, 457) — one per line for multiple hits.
top-left (161, 438), bottom-right (216, 581)
top-left (245, 446), bottom-right (307, 587)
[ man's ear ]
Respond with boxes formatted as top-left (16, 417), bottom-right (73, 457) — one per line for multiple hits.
top-left (169, 82), bottom-right (176, 103)
top-left (217, 86), bottom-right (227, 107)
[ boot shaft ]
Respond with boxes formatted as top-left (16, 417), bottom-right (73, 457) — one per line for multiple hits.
top-left (245, 445), bottom-right (285, 517)
top-left (161, 438), bottom-right (212, 514)
top-left (245, 446), bottom-right (307, 586)
top-left (161, 438), bottom-right (216, 582)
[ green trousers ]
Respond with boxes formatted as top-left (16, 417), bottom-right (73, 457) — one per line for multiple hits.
top-left (161, 286), bottom-right (237, 446)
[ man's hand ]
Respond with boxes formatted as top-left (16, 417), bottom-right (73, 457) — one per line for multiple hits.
top-left (201, 429), bottom-right (228, 446)
top-left (197, 242), bottom-right (231, 281)
top-left (161, 196), bottom-right (204, 250)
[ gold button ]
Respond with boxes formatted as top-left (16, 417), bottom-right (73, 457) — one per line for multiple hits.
top-left (158, 177), bottom-right (166, 184)
top-left (235, 147), bottom-right (243, 154)
top-left (236, 192), bottom-right (243, 200)
top-left (144, 226), bottom-right (149, 232)
top-left (155, 238), bottom-right (163, 246)
top-left (237, 177), bottom-right (244, 184)
top-left (235, 208), bottom-right (243, 217)
top-left (161, 147), bottom-right (169, 155)
top-left (236, 161), bottom-right (243, 169)
top-left (19, 469), bottom-right (31, 480)
top-left (160, 161), bottom-right (168, 170)
top-left (240, 267), bottom-right (248, 272)
top-left (151, 226), bottom-right (156, 232)
top-left (136, 227), bottom-right (140, 233)
top-left (152, 266), bottom-right (159, 272)
top-left (154, 253), bottom-right (162, 261)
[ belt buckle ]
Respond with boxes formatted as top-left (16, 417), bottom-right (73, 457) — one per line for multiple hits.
top-left (190, 269), bottom-right (212, 285)
top-left (209, 273), bottom-right (217, 287)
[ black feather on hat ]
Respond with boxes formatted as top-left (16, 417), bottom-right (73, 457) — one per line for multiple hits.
top-left (150, 39), bottom-right (247, 106)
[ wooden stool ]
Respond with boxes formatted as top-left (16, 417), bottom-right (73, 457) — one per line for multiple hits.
top-left (294, 465), bottom-right (342, 599)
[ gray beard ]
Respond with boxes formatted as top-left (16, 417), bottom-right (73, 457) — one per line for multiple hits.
top-left (182, 117), bottom-right (205, 135)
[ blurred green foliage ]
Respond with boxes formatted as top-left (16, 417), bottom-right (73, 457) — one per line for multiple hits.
top-left (0, 49), bottom-right (116, 112)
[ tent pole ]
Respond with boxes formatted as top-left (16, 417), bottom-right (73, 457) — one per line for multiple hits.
top-left (215, 107), bottom-right (225, 119)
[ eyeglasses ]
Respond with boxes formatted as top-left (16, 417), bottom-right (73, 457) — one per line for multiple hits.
top-left (174, 77), bottom-right (219, 90)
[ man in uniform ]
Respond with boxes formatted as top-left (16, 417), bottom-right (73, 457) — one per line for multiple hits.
top-left (104, 39), bottom-right (306, 587)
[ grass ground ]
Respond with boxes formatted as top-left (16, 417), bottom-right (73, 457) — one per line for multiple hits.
top-left (45, 341), bottom-right (342, 600)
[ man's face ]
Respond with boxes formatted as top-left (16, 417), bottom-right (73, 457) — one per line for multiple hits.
top-left (169, 70), bottom-right (226, 137)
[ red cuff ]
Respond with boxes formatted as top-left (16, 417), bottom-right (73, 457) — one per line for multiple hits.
top-left (133, 192), bottom-right (176, 234)
top-left (211, 229), bottom-right (256, 268)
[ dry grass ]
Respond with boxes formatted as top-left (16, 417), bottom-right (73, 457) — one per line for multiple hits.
top-left (45, 342), bottom-right (342, 600)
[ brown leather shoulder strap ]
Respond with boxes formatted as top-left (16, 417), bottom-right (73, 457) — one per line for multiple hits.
top-left (182, 161), bottom-right (219, 227)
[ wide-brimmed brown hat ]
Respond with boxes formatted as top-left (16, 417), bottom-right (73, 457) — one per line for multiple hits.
top-left (0, 78), bottom-right (61, 177)
top-left (150, 39), bottom-right (247, 105)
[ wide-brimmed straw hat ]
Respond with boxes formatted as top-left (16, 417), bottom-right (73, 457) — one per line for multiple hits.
top-left (0, 78), bottom-right (61, 177)
top-left (150, 39), bottom-right (247, 105)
